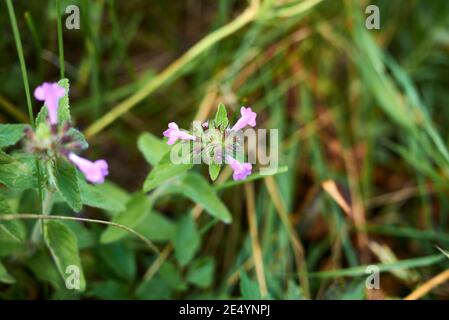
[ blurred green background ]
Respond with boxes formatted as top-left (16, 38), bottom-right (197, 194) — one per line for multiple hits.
top-left (1, 0), bottom-right (449, 299)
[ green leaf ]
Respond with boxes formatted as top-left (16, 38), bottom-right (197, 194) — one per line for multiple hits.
top-left (135, 276), bottom-right (173, 300)
top-left (208, 162), bottom-right (221, 181)
top-left (143, 152), bottom-right (193, 192)
top-left (54, 158), bottom-right (82, 212)
top-left (214, 103), bottom-right (229, 129)
top-left (63, 220), bottom-right (96, 249)
top-left (44, 220), bottom-right (86, 291)
top-left (0, 153), bottom-right (37, 190)
top-left (135, 211), bottom-right (176, 242)
top-left (100, 192), bottom-right (151, 244)
top-left (98, 242), bottom-right (136, 281)
top-left (88, 281), bottom-right (129, 300)
top-left (172, 172), bottom-right (232, 223)
top-left (0, 150), bottom-right (14, 164)
top-left (158, 262), bottom-right (187, 291)
top-left (138, 132), bottom-right (170, 166)
top-left (173, 214), bottom-right (200, 267)
top-left (0, 260), bottom-right (15, 284)
top-left (187, 257), bottom-right (214, 288)
top-left (66, 128), bottom-right (88, 150)
top-left (240, 270), bottom-right (261, 299)
top-left (78, 176), bottom-right (125, 212)
top-left (57, 78), bottom-right (72, 123)
top-left (26, 251), bottom-right (64, 289)
top-left (0, 195), bottom-right (25, 243)
top-left (215, 166), bottom-right (289, 191)
top-left (0, 124), bottom-right (26, 149)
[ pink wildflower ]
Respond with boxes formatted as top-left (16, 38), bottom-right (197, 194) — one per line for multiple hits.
top-left (231, 107), bottom-right (256, 131)
top-left (34, 82), bottom-right (65, 125)
top-left (163, 122), bottom-right (195, 145)
top-left (68, 153), bottom-right (109, 184)
top-left (227, 156), bottom-right (252, 181)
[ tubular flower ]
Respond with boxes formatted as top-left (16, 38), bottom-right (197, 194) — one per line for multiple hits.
top-left (34, 82), bottom-right (65, 125)
top-left (227, 156), bottom-right (252, 181)
top-left (68, 153), bottom-right (109, 184)
top-left (231, 107), bottom-right (256, 131)
top-left (163, 122), bottom-right (196, 145)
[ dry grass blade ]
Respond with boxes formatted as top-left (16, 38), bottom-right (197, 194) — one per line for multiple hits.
top-left (404, 269), bottom-right (449, 300)
top-left (245, 182), bottom-right (268, 298)
top-left (322, 179), bottom-right (351, 216)
top-left (84, 1), bottom-right (261, 138)
top-left (264, 175), bottom-right (310, 299)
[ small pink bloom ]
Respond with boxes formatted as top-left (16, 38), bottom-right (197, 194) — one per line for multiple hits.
top-left (231, 107), bottom-right (257, 131)
top-left (68, 153), bottom-right (109, 184)
top-left (227, 156), bottom-right (252, 181)
top-left (163, 122), bottom-right (195, 145)
top-left (202, 122), bottom-right (209, 128)
top-left (34, 82), bottom-right (65, 125)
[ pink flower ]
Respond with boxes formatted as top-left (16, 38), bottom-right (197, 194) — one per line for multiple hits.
top-left (34, 82), bottom-right (66, 125)
top-left (202, 122), bottom-right (209, 128)
top-left (68, 153), bottom-right (109, 184)
top-left (231, 107), bottom-right (256, 131)
top-left (227, 156), bottom-right (252, 181)
top-left (163, 122), bottom-right (195, 145)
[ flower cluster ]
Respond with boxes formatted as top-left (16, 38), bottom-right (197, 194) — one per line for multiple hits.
top-left (27, 82), bottom-right (109, 184)
top-left (163, 105), bottom-right (257, 181)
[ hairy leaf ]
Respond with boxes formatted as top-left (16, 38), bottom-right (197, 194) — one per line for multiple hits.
top-left (100, 192), bottom-right (151, 244)
top-left (54, 158), bottom-right (82, 212)
top-left (44, 220), bottom-right (86, 291)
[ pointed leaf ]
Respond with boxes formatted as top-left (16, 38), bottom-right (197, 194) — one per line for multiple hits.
top-left (240, 270), bottom-right (261, 299)
top-left (44, 220), bottom-right (86, 291)
top-left (100, 192), bottom-right (151, 244)
top-left (214, 103), bottom-right (228, 129)
top-left (138, 132), bottom-right (170, 166)
top-left (187, 257), bottom-right (214, 288)
top-left (54, 158), bottom-right (82, 212)
top-left (0, 150), bottom-right (14, 164)
top-left (143, 152), bottom-right (193, 192)
top-left (208, 162), bottom-right (221, 181)
top-left (0, 261), bottom-right (15, 284)
top-left (0, 124), bottom-right (26, 148)
top-left (135, 211), bottom-right (176, 242)
top-left (173, 214), bottom-right (200, 267)
top-left (172, 172), bottom-right (232, 223)
top-left (78, 175), bottom-right (125, 212)
top-left (0, 195), bottom-right (25, 243)
top-left (0, 153), bottom-right (37, 190)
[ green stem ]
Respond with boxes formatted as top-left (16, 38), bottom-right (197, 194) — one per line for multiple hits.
top-left (6, 0), bottom-right (34, 127)
top-left (31, 190), bottom-right (54, 243)
top-left (6, 0), bottom-right (45, 216)
top-left (56, 0), bottom-right (65, 78)
top-left (1, 213), bottom-right (159, 254)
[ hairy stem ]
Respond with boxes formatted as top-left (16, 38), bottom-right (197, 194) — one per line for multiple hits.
top-left (31, 190), bottom-right (54, 243)
top-left (6, 0), bottom-right (45, 217)
top-left (0, 213), bottom-right (159, 254)
top-left (56, 0), bottom-right (65, 78)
